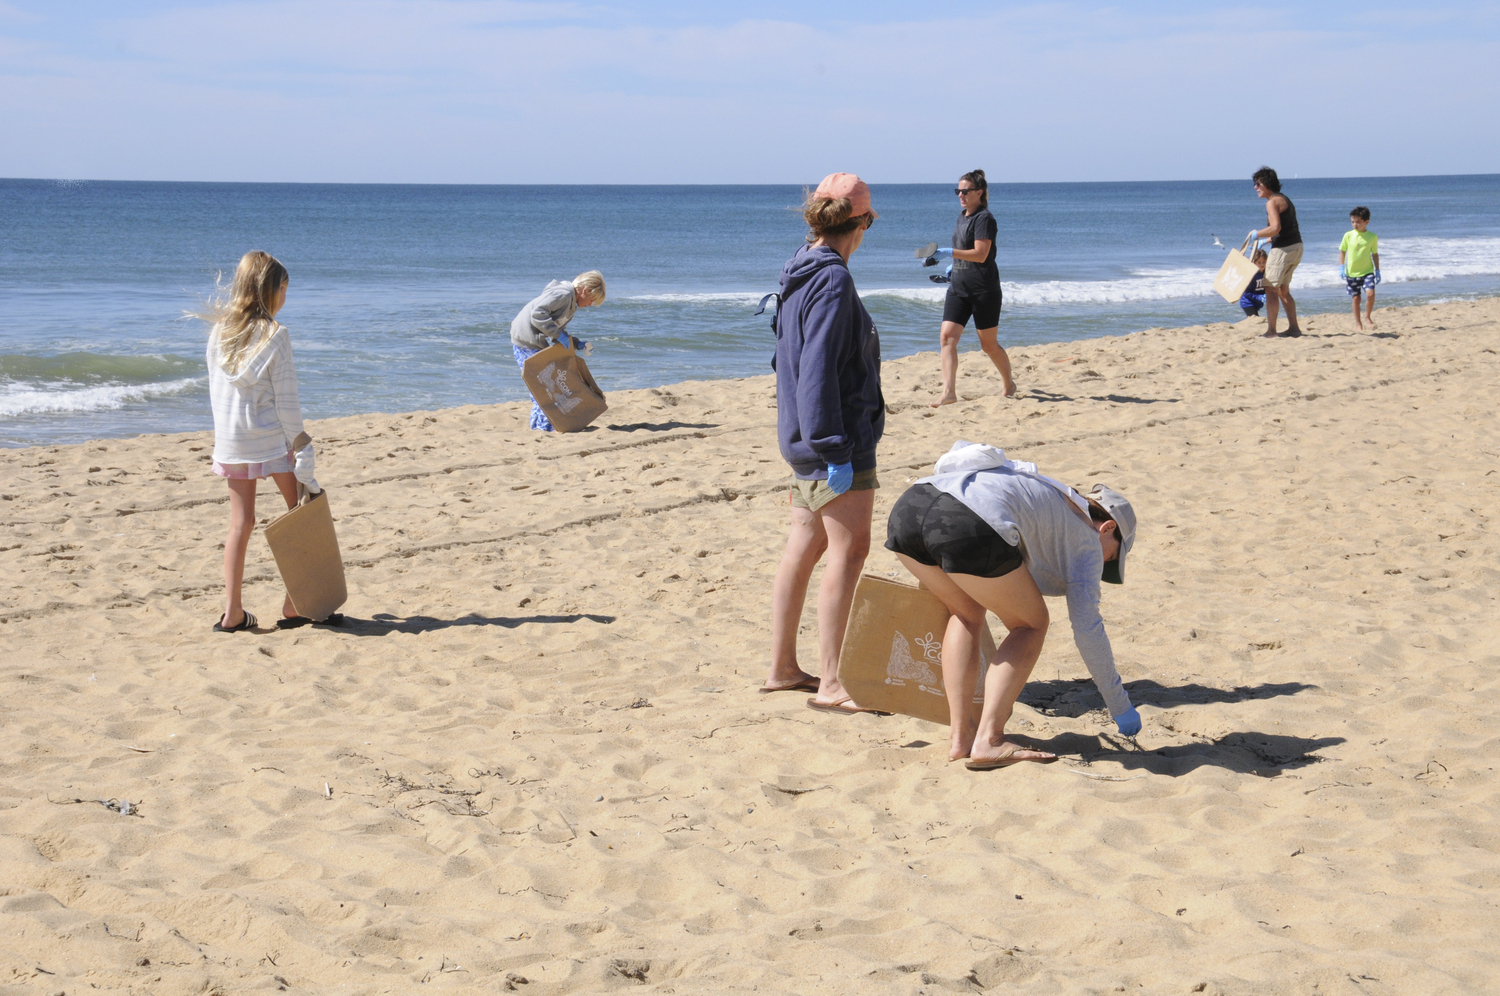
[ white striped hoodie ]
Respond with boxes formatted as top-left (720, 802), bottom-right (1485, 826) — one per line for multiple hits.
top-left (207, 322), bottom-right (307, 465)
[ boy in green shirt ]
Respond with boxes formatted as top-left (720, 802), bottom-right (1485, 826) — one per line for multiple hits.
top-left (1339, 206), bottom-right (1381, 330)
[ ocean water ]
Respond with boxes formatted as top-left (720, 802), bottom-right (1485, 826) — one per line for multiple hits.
top-left (3, 175), bottom-right (1499, 448)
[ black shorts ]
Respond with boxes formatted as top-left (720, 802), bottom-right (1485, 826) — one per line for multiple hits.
top-left (942, 283), bottom-right (1003, 330)
top-left (884, 484), bottom-right (1023, 578)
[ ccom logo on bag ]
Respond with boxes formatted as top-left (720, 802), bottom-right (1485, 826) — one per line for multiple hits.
top-left (885, 630), bottom-right (945, 697)
top-left (538, 362), bottom-right (582, 413)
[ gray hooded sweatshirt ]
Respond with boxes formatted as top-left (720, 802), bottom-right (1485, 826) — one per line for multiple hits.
top-left (510, 280), bottom-right (578, 351)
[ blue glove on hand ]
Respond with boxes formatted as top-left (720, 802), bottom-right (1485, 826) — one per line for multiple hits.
top-left (934, 247), bottom-right (953, 257)
top-left (1374, 269), bottom-right (1381, 285)
top-left (1247, 229), bottom-right (1260, 246)
top-left (1339, 265), bottom-right (1347, 280)
top-left (1114, 707), bottom-right (1142, 737)
top-left (826, 462), bottom-right (854, 495)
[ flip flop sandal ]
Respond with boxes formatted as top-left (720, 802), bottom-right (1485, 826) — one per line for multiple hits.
top-left (805, 697), bottom-right (891, 717)
top-left (758, 677), bottom-right (820, 694)
top-left (964, 744), bottom-right (1058, 770)
top-left (276, 613), bottom-right (346, 630)
top-left (213, 611), bottom-right (257, 634)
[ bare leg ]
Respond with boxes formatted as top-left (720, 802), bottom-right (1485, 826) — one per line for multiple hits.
top-left (949, 569), bottom-right (1051, 765)
top-left (930, 321), bottom-right (964, 406)
top-left (897, 555), bottom-right (1052, 763)
top-left (975, 326), bottom-right (1016, 397)
top-left (268, 471), bottom-right (300, 618)
top-left (768, 504), bottom-right (829, 690)
top-left (896, 555), bottom-right (987, 759)
top-left (810, 489), bottom-right (875, 705)
top-left (222, 478), bottom-right (258, 628)
top-left (1280, 284), bottom-right (1300, 334)
top-left (1365, 288), bottom-right (1376, 328)
top-left (1351, 291), bottom-right (1363, 330)
top-left (1264, 285), bottom-right (1281, 337)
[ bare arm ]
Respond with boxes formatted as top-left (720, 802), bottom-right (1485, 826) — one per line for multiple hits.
top-left (952, 239), bottom-right (992, 263)
top-left (1255, 198), bottom-right (1284, 240)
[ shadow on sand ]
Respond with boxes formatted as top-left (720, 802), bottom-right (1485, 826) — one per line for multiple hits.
top-left (1026, 389), bottom-right (1181, 405)
top-left (1013, 729), bottom-right (1346, 777)
top-left (606, 421), bottom-right (720, 432)
top-left (329, 612), bottom-right (616, 636)
top-left (1020, 677), bottom-right (1317, 718)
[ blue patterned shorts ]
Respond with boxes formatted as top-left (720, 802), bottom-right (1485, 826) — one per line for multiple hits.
top-left (1345, 273), bottom-right (1377, 296)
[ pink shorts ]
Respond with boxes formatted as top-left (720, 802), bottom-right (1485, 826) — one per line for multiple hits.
top-left (212, 450), bottom-right (295, 480)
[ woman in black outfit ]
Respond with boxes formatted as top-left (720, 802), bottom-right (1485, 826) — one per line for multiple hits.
top-left (932, 169), bottom-right (1014, 405)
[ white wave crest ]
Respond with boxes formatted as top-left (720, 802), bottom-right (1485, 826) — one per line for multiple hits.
top-left (0, 377), bottom-right (204, 417)
top-left (626, 291), bottom-right (768, 305)
top-left (1369, 235), bottom-right (1500, 283)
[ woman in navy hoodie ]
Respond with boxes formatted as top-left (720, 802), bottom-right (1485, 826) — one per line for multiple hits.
top-left (761, 173), bottom-right (887, 715)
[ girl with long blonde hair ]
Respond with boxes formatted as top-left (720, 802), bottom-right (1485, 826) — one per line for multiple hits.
top-left (196, 250), bottom-right (321, 632)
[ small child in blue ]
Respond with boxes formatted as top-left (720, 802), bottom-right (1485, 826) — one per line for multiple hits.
top-left (1239, 248), bottom-right (1268, 317)
top-left (1339, 207), bottom-right (1381, 331)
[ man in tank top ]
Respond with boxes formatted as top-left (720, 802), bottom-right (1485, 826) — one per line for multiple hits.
top-left (1250, 166), bottom-right (1303, 338)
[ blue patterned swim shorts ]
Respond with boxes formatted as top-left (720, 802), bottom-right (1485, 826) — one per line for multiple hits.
top-left (1345, 273), bottom-right (1377, 296)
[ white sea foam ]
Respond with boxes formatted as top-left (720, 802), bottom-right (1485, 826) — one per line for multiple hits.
top-left (862, 268), bottom-right (1222, 307)
top-left (626, 236), bottom-right (1500, 313)
top-left (626, 291), bottom-right (769, 305)
top-left (1368, 235), bottom-right (1500, 283)
top-left (0, 377), bottom-right (204, 418)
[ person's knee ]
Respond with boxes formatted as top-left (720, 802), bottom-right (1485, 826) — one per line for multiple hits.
top-left (939, 325), bottom-right (964, 348)
top-left (836, 532), bottom-right (871, 564)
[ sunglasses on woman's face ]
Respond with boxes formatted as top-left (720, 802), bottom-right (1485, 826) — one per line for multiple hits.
top-left (860, 214), bottom-right (876, 229)
top-left (955, 187), bottom-right (980, 196)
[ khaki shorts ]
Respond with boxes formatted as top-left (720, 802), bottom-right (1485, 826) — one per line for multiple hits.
top-left (1264, 243), bottom-right (1303, 287)
top-left (790, 468), bottom-right (880, 511)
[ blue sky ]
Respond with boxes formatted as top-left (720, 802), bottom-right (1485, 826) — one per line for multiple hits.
top-left (2, 1), bottom-right (1497, 183)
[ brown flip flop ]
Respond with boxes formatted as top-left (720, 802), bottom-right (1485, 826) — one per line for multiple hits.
top-left (758, 676), bottom-right (820, 694)
top-left (965, 743), bottom-right (1058, 770)
top-left (805, 697), bottom-right (891, 717)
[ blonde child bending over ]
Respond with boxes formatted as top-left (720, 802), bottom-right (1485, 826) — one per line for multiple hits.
top-left (196, 251), bottom-right (321, 632)
top-left (510, 270), bottom-right (606, 432)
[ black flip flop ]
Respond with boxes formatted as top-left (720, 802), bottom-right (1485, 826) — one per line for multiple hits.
top-left (276, 613), bottom-right (346, 630)
top-left (213, 611), bottom-right (257, 634)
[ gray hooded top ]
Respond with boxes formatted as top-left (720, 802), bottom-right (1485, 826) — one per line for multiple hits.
top-left (510, 280), bottom-right (578, 351)
top-left (917, 465), bottom-right (1133, 719)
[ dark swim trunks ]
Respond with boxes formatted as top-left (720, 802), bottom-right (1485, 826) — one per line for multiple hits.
top-left (942, 284), bottom-right (1003, 330)
top-left (884, 483), bottom-right (1023, 578)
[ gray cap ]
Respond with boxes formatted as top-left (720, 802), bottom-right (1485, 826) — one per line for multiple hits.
top-left (1089, 484), bottom-right (1136, 585)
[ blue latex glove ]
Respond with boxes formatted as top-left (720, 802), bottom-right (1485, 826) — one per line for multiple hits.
top-left (1114, 707), bottom-right (1142, 737)
top-left (1247, 229), bottom-right (1260, 246)
top-left (934, 247), bottom-right (953, 257)
top-left (1374, 269), bottom-right (1382, 285)
top-left (826, 462), bottom-right (854, 495)
top-left (1340, 265), bottom-right (1347, 280)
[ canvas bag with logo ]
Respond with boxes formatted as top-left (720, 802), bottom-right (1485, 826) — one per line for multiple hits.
top-left (836, 574), bottom-right (998, 725)
top-left (1213, 235), bottom-right (1260, 303)
top-left (521, 339), bottom-right (608, 432)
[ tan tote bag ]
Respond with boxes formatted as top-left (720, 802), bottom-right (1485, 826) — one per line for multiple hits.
top-left (521, 339), bottom-right (608, 432)
top-left (1213, 235), bottom-right (1260, 303)
top-left (264, 489), bottom-right (348, 622)
top-left (836, 574), bottom-right (998, 725)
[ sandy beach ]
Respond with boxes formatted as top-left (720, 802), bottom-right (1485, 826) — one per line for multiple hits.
top-left (2, 297), bottom-right (1497, 995)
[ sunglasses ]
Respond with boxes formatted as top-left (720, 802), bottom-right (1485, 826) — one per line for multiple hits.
top-left (954, 187), bottom-right (981, 196)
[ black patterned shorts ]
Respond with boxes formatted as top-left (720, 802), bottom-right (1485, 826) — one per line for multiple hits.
top-left (1345, 273), bottom-right (1377, 296)
top-left (884, 484), bottom-right (1023, 578)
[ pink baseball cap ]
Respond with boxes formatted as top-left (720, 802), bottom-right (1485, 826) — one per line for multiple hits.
top-left (814, 172), bottom-right (878, 220)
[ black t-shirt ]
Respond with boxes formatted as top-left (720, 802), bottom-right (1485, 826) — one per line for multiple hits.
top-left (951, 208), bottom-right (999, 291)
